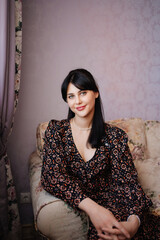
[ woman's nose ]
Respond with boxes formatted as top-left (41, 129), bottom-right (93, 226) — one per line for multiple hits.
top-left (75, 95), bottom-right (81, 104)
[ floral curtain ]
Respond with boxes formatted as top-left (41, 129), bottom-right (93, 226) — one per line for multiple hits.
top-left (0, 0), bottom-right (22, 239)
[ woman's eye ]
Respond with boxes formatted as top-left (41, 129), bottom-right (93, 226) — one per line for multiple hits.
top-left (68, 95), bottom-right (74, 99)
top-left (80, 91), bottom-right (87, 96)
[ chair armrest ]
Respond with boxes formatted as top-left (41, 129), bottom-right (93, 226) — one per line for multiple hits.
top-left (29, 152), bottom-right (89, 239)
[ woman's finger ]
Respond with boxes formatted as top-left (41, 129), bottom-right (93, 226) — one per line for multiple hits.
top-left (111, 234), bottom-right (119, 240)
top-left (113, 222), bottom-right (130, 239)
top-left (118, 236), bottom-right (127, 240)
top-left (102, 227), bottom-right (122, 235)
top-left (98, 233), bottom-right (121, 240)
top-left (97, 233), bottom-right (112, 240)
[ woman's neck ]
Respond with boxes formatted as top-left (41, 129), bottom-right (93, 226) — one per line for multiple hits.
top-left (72, 117), bottom-right (92, 131)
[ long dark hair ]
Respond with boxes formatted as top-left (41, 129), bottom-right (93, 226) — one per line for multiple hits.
top-left (61, 68), bottom-right (105, 148)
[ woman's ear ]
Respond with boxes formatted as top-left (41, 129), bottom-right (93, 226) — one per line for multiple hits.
top-left (95, 91), bottom-right (99, 99)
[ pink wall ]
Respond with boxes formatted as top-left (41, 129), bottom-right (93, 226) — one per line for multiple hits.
top-left (8, 0), bottom-right (160, 224)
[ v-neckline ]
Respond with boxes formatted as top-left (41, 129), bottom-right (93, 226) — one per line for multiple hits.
top-left (67, 120), bottom-right (98, 163)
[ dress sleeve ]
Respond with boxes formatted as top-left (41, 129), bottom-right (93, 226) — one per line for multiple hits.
top-left (41, 120), bottom-right (87, 208)
top-left (109, 129), bottom-right (152, 221)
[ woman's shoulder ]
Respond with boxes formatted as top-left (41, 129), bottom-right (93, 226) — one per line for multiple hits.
top-left (47, 119), bottom-right (69, 132)
top-left (102, 123), bottom-right (128, 149)
top-left (104, 122), bottom-right (128, 140)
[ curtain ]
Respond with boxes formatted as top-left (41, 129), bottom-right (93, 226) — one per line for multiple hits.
top-left (0, 0), bottom-right (22, 239)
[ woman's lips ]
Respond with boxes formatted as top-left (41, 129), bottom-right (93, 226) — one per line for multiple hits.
top-left (76, 106), bottom-right (86, 111)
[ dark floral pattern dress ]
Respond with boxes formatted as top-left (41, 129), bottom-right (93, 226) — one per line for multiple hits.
top-left (41, 119), bottom-right (160, 239)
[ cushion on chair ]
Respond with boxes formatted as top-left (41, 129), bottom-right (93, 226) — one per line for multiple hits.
top-left (109, 118), bottom-right (147, 161)
top-left (134, 157), bottom-right (160, 216)
top-left (36, 122), bottom-right (49, 158)
top-left (145, 120), bottom-right (160, 159)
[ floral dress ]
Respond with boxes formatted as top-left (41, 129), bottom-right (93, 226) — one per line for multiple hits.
top-left (41, 119), bottom-right (160, 240)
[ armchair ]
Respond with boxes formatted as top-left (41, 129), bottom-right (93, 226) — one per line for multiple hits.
top-left (29, 118), bottom-right (160, 239)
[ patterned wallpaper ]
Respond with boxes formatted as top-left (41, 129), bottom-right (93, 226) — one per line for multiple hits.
top-left (75, 0), bottom-right (160, 121)
top-left (7, 0), bottom-right (160, 224)
top-left (20, 0), bottom-right (160, 122)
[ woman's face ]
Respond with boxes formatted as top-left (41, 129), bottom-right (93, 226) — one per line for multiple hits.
top-left (66, 83), bottom-right (98, 119)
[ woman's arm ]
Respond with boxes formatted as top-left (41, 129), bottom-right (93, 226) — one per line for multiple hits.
top-left (98, 217), bottom-right (139, 240)
top-left (110, 129), bottom-right (152, 221)
top-left (93, 127), bottom-right (149, 239)
top-left (121, 215), bottom-right (140, 237)
top-left (79, 198), bottom-right (130, 239)
top-left (41, 120), bottom-right (87, 208)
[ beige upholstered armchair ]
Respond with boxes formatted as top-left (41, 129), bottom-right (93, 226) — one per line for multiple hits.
top-left (29, 118), bottom-right (160, 239)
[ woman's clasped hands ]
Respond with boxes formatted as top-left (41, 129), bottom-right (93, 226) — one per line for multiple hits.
top-left (89, 205), bottom-right (130, 240)
top-left (79, 198), bottom-right (139, 240)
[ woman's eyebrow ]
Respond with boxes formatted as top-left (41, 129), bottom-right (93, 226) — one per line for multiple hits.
top-left (67, 90), bottom-right (83, 95)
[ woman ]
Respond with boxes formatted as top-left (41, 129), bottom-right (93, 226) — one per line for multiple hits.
top-left (41, 69), bottom-right (159, 239)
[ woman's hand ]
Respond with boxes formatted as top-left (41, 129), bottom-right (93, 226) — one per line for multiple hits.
top-left (78, 198), bottom-right (130, 240)
top-left (120, 215), bottom-right (140, 238)
top-left (100, 215), bottom-right (140, 240)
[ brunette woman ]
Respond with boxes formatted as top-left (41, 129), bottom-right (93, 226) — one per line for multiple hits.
top-left (41, 69), bottom-right (159, 239)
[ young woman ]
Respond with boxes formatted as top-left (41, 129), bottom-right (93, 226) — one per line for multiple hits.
top-left (41, 69), bottom-right (159, 239)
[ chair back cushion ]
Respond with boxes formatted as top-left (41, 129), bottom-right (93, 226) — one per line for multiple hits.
top-left (109, 118), bottom-right (147, 161)
top-left (145, 121), bottom-right (160, 159)
top-left (36, 122), bottom-right (49, 158)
